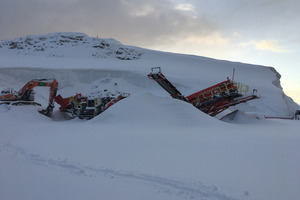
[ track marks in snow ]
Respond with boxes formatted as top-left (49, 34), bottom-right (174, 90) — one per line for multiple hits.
top-left (2, 143), bottom-right (238, 200)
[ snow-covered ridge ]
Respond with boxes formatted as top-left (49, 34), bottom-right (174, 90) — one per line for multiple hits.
top-left (269, 67), bottom-right (282, 89)
top-left (0, 32), bottom-right (143, 60)
top-left (0, 32), bottom-right (299, 117)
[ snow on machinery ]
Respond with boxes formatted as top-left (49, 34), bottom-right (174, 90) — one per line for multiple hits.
top-left (0, 78), bottom-right (129, 119)
top-left (148, 67), bottom-right (258, 116)
top-left (0, 79), bottom-right (58, 116)
top-left (55, 90), bottom-right (129, 120)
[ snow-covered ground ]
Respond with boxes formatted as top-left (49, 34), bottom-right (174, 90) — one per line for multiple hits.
top-left (0, 32), bottom-right (299, 200)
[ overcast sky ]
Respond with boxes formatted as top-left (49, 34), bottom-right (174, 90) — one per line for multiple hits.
top-left (1, 0), bottom-right (299, 103)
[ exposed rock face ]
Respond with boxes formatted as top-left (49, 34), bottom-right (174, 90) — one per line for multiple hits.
top-left (0, 32), bottom-right (143, 60)
top-left (269, 67), bottom-right (282, 89)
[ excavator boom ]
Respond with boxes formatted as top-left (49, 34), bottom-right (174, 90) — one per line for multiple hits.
top-left (38, 79), bottom-right (58, 116)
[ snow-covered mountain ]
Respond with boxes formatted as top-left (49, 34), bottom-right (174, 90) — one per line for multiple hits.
top-left (1, 32), bottom-right (300, 200)
top-left (0, 32), bottom-right (142, 60)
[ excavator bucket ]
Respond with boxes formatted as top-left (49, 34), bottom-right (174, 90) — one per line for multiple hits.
top-left (36, 79), bottom-right (58, 117)
top-left (38, 104), bottom-right (55, 117)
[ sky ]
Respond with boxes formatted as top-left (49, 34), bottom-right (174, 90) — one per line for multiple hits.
top-left (0, 0), bottom-right (299, 104)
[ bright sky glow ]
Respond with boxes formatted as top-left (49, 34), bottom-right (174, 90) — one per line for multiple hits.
top-left (0, 0), bottom-right (299, 104)
top-left (240, 40), bottom-right (291, 53)
top-left (175, 3), bottom-right (196, 12)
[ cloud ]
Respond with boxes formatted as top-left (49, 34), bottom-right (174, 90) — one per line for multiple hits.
top-left (0, 0), bottom-right (298, 60)
top-left (120, 0), bottom-right (155, 16)
top-left (183, 32), bottom-right (229, 47)
top-left (149, 31), bottom-right (235, 60)
top-left (240, 40), bottom-right (290, 53)
top-left (0, 0), bottom-right (218, 48)
top-left (191, 0), bottom-right (300, 41)
top-left (174, 3), bottom-right (196, 12)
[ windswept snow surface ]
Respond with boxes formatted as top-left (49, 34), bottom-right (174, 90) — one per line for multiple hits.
top-left (1, 33), bottom-right (300, 200)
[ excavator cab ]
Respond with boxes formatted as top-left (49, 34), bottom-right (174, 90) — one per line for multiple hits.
top-left (1, 88), bottom-right (16, 95)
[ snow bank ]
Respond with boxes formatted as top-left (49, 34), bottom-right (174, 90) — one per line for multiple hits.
top-left (91, 92), bottom-right (220, 127)
top-left (1, 97), bottom-right (300, 200)
top-left (220, 110), bottom-right (263, 123)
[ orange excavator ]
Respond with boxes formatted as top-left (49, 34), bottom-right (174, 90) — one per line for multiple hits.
top-left (0, 79), bottom-right (58, 116)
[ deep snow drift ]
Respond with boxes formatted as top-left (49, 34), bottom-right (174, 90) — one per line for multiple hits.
top-left (0, 32), bottom-right (300, 200)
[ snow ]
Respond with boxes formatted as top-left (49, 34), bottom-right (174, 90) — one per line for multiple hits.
top-left (0, 32), bottom-right (300, 200)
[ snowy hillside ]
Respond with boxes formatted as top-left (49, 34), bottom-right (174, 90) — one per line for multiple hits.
top-left (1, 32), bottom-right (300, 200)
top-left (0, 32), bottom-right (142, 60)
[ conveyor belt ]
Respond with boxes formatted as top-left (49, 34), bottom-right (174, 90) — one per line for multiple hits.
top-left (148, 69), bottom-right (188, 102)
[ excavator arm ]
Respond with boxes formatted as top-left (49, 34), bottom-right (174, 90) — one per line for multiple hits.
top-left (35, 79), bottom-right (58, 116)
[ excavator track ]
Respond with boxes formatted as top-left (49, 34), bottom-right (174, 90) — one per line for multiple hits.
top-left (0, 101), bottom-right (42, 106)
